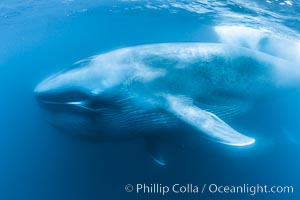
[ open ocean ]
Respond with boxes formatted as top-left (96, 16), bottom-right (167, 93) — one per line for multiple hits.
top-left (0, 0), bottom-right (299, 199)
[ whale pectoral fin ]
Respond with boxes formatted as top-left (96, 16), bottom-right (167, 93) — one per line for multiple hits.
top-left (144, 137), bottom-right (168, 166)
top-left (195, 101), bottom-right (246, 120)
top-left (164, 95), bottom-right (255, 146)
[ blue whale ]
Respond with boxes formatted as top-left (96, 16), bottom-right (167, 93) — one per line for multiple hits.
top-left (34, 43), bottom-right (299, 164)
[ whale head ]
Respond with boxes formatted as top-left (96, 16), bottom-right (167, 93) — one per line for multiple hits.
top-left (35, 60), bottom-right (102, 104)
top-left (34, 56), bottom-right (134, 140)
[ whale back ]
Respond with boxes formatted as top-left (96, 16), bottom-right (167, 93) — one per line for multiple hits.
top-left (119, 43), bottom-right (295, 104)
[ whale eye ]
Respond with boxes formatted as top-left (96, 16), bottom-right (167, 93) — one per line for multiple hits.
top-left (83, 98), bottom-right (115, 110)
top-left (79, 93), bottom-right (123, 110)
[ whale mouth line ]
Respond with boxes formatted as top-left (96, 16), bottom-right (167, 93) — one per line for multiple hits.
top-left (35, 88), bottom-right (100, 111)
top-left (36, 98), bottom-right (109, 112)
top-left (39, 99), bottom-right (86, 106)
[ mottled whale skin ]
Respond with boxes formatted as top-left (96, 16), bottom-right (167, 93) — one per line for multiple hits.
top-left (35, 43), bottom-right (300, 152)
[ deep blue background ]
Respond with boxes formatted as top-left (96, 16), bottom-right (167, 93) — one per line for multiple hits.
top-left (0, 1), bottom-right (299, 199)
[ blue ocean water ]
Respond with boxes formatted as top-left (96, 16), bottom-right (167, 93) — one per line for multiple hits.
top-left (0, 0), bottom-right (300, 199)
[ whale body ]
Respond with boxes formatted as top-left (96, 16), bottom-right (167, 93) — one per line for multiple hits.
top-left (34, 43), bottom-right (300, 164)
